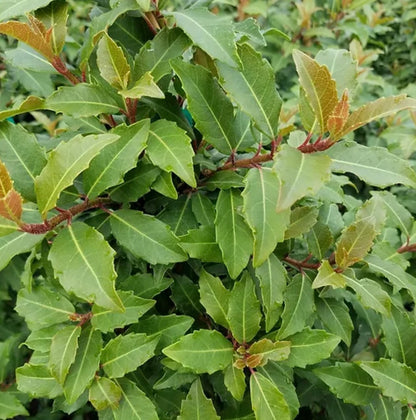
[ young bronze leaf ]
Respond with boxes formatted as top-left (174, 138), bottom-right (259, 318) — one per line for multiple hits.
top-left (0, 160), bottom-right (13, 197)
top-left (0, 189), bottom-right (23, 222)
top-left (292, 49), bottom-right (338, 134)
top-left (0, 20), bottom-right (54, 61)
top-left (327, 89), bottom-right (349, 140)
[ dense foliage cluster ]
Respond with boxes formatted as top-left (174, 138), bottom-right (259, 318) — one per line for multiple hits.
top-left (1, 0), bottom-right (416, 419)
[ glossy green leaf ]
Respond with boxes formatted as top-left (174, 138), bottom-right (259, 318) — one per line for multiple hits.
top-left (0, 96), bottom-right (44, 123)
top-left (343, 271), bottom-right (391, 315)
top-left (169, 8), bottom-right (238, 67)
top-left (147, 119), bottom-right (196, 187)
top-left (316, 298), bottom-right (353, 346)
top-left (36, 133), bottom-right (118, 217)
top-left (284, 206), bottom-right (319, 240)
top-left (285, 328), bottom-right (340, 368)
top-left (215, 189), bottom-right (253, 279)
top-left (243, 168), bottom-right (290, 266)
top-left (0, 121), bottom-right (47, 201)
top-left (359, 358), bottom-right (416, 404)
top-left (312, 260), bottom-right (346, 289)
top-left (306, 221), bottom-right (333, 260)
top-left (119, 72), bottom-right (164, 99)
top-left (273, 145), bottom-right (332, 212)
top-left (91, 290), bottom-right (155, 333)
top-left (64, 326), bottom-right (102, 404)
top-left (16, 363), bottom-right (62, 399)
top-left (158, 195), bottom-right (197, 236)
top-left (84, 120), bottom-right (149, 199)
top-left (162, 330), bottom-right (233, 374)
top-left (101, 333), bottom-right (158, 378)
top-left (314, 362), bottom-right (378, 405)
top-left (133, 314), bottom-right (194, 353)
top-left (35, 0), bottom-right (68, 55)
top-left (250, 372), bottom-right (291, 420)
top-left (228, 272), bottom-right (261, 344)
top-left (15, 286), bottom-right (74, 330)
top-left (255, 253), bottom-right (287, 332)
top-left (170, 275), bottom-right (203, 318)
top-left (332, 95), bottom-right (416, 141)
top-left (134, 27), bottom-right (191, 82)
top-left (110, 209), bottom-right (187, 264)
top-left (364, 394), bottom-right (402, 420)
top-left (293, 49), bottom-right (338, 134)
top-left (170, 59), bottom-right (236, 154)
top-left (49, 325), bottom-right (81, 384)
top-left (199, 269), bottom-right (230, 328)
top-left (277, 274), bottom-right (315, 339)
top-left (97, 32), bottom-right (130, 90)
top-left (177, 379), bottom-right (220, 420)
top-left (191, 193), bottom-right (215, 226)
top-left (49, 222), bottom-right (123, 311)
top-left (0, 391), bottom-right (29, 419)
top-left (24, 324), bottom-right (64, 352)
top-left (249, 339), bottom-right (291, 364)
top-left (45, 84), bottom-right (122, 117)
top-left (151, 170), bottom-right (178, 199)
top-left (179, 226), bottom-right (222, 263)
top-left (224, 363), bottom-right (246, 401)
top-left (382, 305), bottom-right (416, 369)
top-left (217, 43), bottom-right (282, 139)
top-left (328, 141), bottom-right (416, 188)
top-left (89, 377), bottom-right (122, 411)
top-left (0, 0), bottom-right (53, 20)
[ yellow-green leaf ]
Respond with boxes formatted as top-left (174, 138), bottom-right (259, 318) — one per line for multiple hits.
top-left (119, 72), bottom-right (164, 100)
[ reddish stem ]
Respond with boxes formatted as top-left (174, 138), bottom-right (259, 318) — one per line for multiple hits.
top-left (51, 56), bottom-right (81, 85)
top-left (397, 242), bottom-right (416, 253)
top-left (283, 256), bottom-right (321, 271)
top-left (298, 137), bottom-right (335, 153)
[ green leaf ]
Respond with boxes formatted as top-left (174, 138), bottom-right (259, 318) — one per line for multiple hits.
top-left (151, 170), bottom-right (178, 199)
top-left (35, 133), bottom-right (118, 217)
top-left (277, 274), bottom-right (315, 339)
top-left (170, 59), bottom-right (236, 154)
top-left (343, 270), bottom-right (391, 315)
top-left (97, 32), bottom-right (130, 90)
top-left (191, 193), bottom-right (215, 226)
top-left (0, 96), bottom-right (44, 122)
top-left (273, 145), bottom-right (332, 212)
top-left (381, 305), bottom-right (416, 369)
top-left (312, 260), bottom-right (346, 289)
top-left (306, 221), bottom-right (333, 260)
top-left (63, 326), bottom-right (102, 404)
top-left (243, 168), bottom-right (290, 266)
top-left (0, 231), bottom-right (44, 271)
top-left (110, 209), bottom-right (187, 264)
top-left (105, 378), bottom-right (158, 419)
top-left (292, 49), bottom-right (338, 134)
top-left (177, 379), bottom-right (220, 420)
top-left (169, 8), bottom-right (238, 68)
top-left (49, 222), bottom-right (123, 311)
top-left (217, 43), bottom-right (282, 139)
top-left (316, 298), bottom-right (353, 346)
top-left (0, 121), bottom-right (47, 201)
top-left (228, 272), bottom-right (262, 344)
top-left (158, 195), bottom-right (197, 236)
top-left (162, 330), bottom-right (233, 374)
top-left (250, 372), bottom-right (291, 420)
top-left (35, 0), bottom-right (68, 55)
top-left (331, 95), bottom-right (416, 141)
top-left (234, 18), bottom-right (265, 46)
top-left (45, 84), bottom-right (122, 117)
top-left (0, 0), bottom-right (54, 20)
top-left (314, 362), bottom-right (378, 405)
top-left (16, 364), bottom-right (62, 399)
top-left (0, 391), bottom-right (29, 419)
top-left (224, 363), bottom-right (246, 401)
top-left (170, 275), bottom-right (203, 318)
top-left (15, 286), bottom-right (74, 330)
top-left (179, 226), bottom-right (222, 263)
top-left (89, 377), bottom-right (122, 411)
top-left (284, 206), bottom-right (319, 240)
top-left (364, 394), bottom-right (402, 420)
top-left (204, 171), bottom-right (245, 191)
top-left (24, 324), bottom-right (64, 352)
top-left (133, 314), bottom-right (194, 353)
top-left (119, 72), bottom-right (164, 99)
top-left (328, 141), bottom-right (416, 188)
top-left (249, 339), bottom-right (291, 364)
top-left (91, 290), bottom-right (155, 333)
top-left (255, 253), bottom-right (287, 332)
top-left (285, 328), bottom-right (340, 368)
top-left (215, 189), bottom-right (253, 279)
top-left (359, 358), bottom-right (416, 404)
top-left (134, 27), bottom-right (191, 82)
top-left (365, 254), bottom-right (416, 300)
top-left (315, 49), bottom-right (357, 98)
top-left (147, 120), bottom-right (196, 187)
top-left (101, 333), bottom-right (158, 378)
top-left (199, 269), bottom-right (230, 328)
top-left (49, 325), bottom-right (81, 384)
top-left (84, 120), bottom-right (149, 199)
